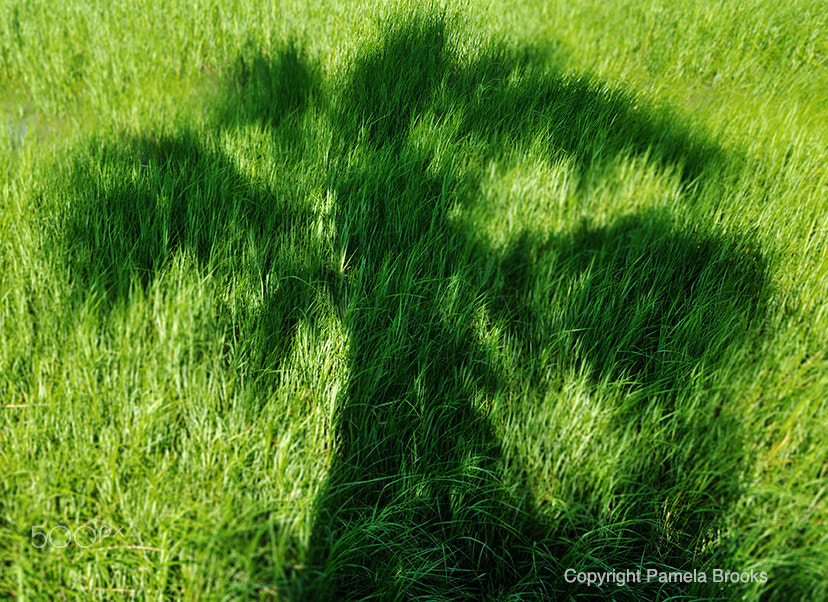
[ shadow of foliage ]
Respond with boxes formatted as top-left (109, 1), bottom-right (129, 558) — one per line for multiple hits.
top-left (62, 51), bottom-right (330, 387)
top-left (494, 212), bottom-right (769, 391)
top-left (222, 38), bottom-right (321, 131)
top-left (483, 212), bottom-right (767, 592)
top-left (57, 9), bottom-right (771, 601)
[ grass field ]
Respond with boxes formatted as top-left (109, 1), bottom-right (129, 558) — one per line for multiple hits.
top-left (1, 0), bottom-right (826, 599)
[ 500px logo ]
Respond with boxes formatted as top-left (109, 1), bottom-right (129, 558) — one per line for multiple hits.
top-left (31, 524), bottom-right (127, 549)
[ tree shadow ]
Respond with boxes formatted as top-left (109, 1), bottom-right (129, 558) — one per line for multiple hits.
top-left (484, 212), bottom-right (768, 594)
top-left (495, 213), bottom-right (768, 393)
top-left (289, 13), bottom-right (769, 601)
top-left (61, 45), bottom-right (330, 390)
top-left (58, 9), bottom-right (770, 601)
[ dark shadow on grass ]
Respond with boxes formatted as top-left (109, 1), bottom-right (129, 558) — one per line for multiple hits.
top-left (290, 13), bottom-right (769, 601)
top-left (486, 213), bottom-right (768, 595)
top-left (494, 213), bottom-right (768, 392)
top-left (58, 10), bottom-right (771, 601)
top-left (61, 41), bottom-right (331, 392)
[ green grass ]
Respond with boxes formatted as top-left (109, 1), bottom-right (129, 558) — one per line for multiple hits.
top-left (1, 1), bottom-right (826, 600)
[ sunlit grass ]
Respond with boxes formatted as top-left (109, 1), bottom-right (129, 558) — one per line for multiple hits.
top-left (1, 1), bottom-right (826, 600)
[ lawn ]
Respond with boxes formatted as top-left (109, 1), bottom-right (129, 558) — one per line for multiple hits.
top-left (1, 1), bottom-right (826, 600)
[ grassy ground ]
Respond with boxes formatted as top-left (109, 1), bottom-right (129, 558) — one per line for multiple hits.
top-left (1, 1), bottom-right (826, 600)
